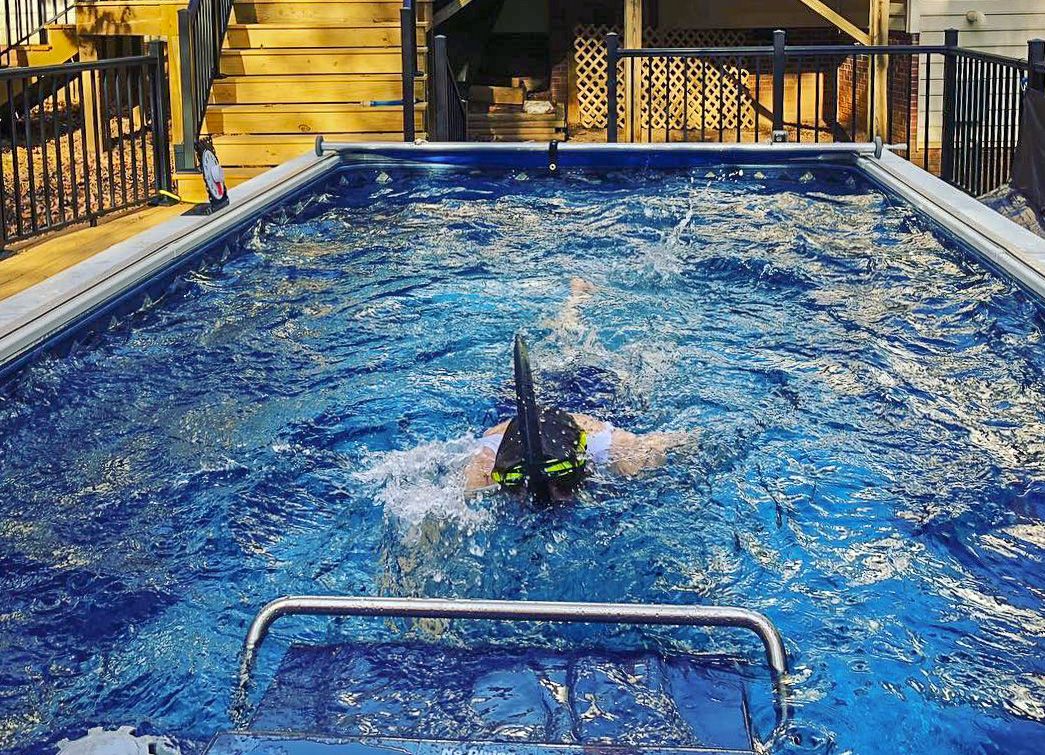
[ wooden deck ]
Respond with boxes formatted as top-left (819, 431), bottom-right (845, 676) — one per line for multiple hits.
top-left (0, 203), bottom-right (188, 302)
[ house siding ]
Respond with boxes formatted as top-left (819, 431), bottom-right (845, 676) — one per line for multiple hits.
top-left (911, 0), bottom-right (1045, 58)
top-left (911, 0), bottom-right (1042, 150)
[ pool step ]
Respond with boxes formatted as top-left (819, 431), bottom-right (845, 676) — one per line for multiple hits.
top-left (184, 0), bottom-right (430, 199)
top-left (468, 107), bottom-right (567, 143)
top-left (212, 133), bottom-right (415, 167)
top-left (231, 643), bottom-right (756, 752)
top-left (0, 24), bottom-right (78, 106)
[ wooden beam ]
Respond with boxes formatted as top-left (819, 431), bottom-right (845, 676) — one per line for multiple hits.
top-left (795, 0), bottom-right (871, 45)
top-left (433, 0), bottom-right (475, 28)
top-left (870, 0), bottom-right (890, 138)
top-left (623, 0), bottom-right (642, 140)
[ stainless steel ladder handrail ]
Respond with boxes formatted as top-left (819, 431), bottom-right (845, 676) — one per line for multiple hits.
top-left (235, 596), bottom-right (790, 745)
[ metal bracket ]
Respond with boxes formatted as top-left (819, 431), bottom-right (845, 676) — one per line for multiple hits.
top-left (549, 140), bottom-right (560, 175)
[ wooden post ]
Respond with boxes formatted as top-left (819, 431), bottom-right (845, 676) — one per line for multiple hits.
top-left (623, 0), bottom-right (641, 141)
top-left (78, 37), bottom-right (98, 154)
top-left (870, 0), bottom-right (889, 140)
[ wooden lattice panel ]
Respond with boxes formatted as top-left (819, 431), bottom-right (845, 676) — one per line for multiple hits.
top-left (574, 25), bottom-right (756, 134)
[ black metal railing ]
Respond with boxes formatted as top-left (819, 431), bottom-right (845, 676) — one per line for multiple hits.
top-left (429, 34), bottom-right (466, 142)
top-left (176, 0), bottom-right (234, 171)
top-left (400, 0), bottom-right (417, 141)
top-left (607, 29), bottom-right (1042, 196)
top-left (0, 44), bottom-right (172, 247)
top-left (1, 0), bottom-right (75, 66)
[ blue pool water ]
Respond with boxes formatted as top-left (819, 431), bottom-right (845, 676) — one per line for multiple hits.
top-left (1, 164), bottom-right (1044, 754)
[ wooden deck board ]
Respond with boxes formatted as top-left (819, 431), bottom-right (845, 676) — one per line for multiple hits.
top-left (0, 203), bottom-right (187, 302)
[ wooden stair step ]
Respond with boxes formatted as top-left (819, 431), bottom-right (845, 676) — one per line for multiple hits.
top-left (230, 0), bottom-right (431, 25)
top-left (220, 47), bottom-right (425, 76)
top-left (468, 111), bottom-right (565, 124)
top-left (469, 128), bottom-right (565, 138)
top-left (211, 74), bottom-right (425, 105)
top-left (471, 135), bottom-right (563, 143)
top-left (469, 124), bottom-right (566, 132)
top-left (5, 23), bottom-right (77, 69)
top-left (225, 22), bottom-right (425, 49)
top-left (469, 84), bottom-right (525, 106)
top-left (211, 133), bottom-right (415, 165)
top-left (205, 102), bottom-right (425, 135)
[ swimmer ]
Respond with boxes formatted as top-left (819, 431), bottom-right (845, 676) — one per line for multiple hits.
top-left (465, 334), bottom-right (693, 502)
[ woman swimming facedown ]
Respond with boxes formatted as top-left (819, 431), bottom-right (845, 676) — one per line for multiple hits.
top-left (465, 409), bottom-right (692, 499)
top-left (465, 313), bottom-right (694, 502)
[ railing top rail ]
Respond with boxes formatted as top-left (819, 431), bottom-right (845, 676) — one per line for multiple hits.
top-left (616, 43), bottom-right (950, 56)
top-left (0, 55), bottom-right (157, 79)
top-left (242, 596), bottom-right (787, 670)
top-left (614, 40), bottom-right (1029, 70)
top-left (787, 43), bottom-right (946, 55)
top-left (618, 45), bottom-right (776, 57)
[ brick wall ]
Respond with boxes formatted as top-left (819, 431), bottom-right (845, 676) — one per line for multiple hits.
top-left (889, 34), bottom-right (919, 149)
top-left (828, 31), bottom-right (917, 143)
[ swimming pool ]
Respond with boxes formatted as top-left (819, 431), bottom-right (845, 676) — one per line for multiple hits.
top-left (0, 145), bottom-right (1043, 754)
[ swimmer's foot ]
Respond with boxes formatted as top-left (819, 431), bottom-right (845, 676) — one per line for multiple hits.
top-left (571, 277), bottom-right (597, 298)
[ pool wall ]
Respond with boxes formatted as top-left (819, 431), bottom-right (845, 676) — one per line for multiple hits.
top-left (0, 142), bottom-right (1042, 380)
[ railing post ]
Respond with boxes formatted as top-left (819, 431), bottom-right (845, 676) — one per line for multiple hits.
top-left (212, 0), bottom-right (224, 79)
top-left (1030, 38), bottom-right (1045, 92)
top-left (606, 32), bottom-right (619, 143)
top-left (400, 3), bottom-right (416, 142)
top-left (432, 33), bottom-right (448, 141)
top-left (772, 29), bottom-right (787, 142)
top-left (148, 39), bottom-right (173, 193)
top-left (940, 28), bottom-right (959, 184)
top-left (175, 8), bottom-right (197, 172)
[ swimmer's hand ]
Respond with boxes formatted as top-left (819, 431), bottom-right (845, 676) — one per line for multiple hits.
top-left (464, 445), bottom-right (497, 495)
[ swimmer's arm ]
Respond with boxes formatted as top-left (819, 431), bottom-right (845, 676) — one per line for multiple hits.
top-left (568, 413), bottom-right (696, 476)
top-left (486, 420), bottom-right (511, 436)
top-left (463, 422), bottom-right (509, 495)
top-left (570, 413), bottom-right (607, 433)
top-left (609, 429), bottom-right (697, 477)
top-left (551, 277), bottom-right (596, 332)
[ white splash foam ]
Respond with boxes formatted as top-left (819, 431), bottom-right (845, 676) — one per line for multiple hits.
top-left (57, 727), bottom-right (179, 755)
top-left (354, 437), bottom-right (492, 543)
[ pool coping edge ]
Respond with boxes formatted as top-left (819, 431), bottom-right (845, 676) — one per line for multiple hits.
top-left (858, 150), bottom-right (1045, 299)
